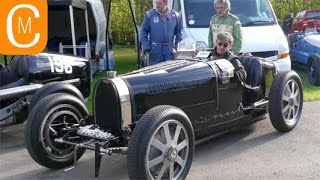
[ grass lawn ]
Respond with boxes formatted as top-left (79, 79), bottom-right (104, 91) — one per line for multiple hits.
top-left (294, 68), bottom-right (320, 102)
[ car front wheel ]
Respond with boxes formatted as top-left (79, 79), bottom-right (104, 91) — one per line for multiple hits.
top-left (127, 105), bottom-right (194, 180)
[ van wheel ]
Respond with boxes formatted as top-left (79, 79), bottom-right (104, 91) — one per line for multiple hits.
top-left (269, 71), bottom-right (303, 132)
top-left (127, 105), bottom-right (194, 180)
top-left (307, 54), bottom-right (320, 86)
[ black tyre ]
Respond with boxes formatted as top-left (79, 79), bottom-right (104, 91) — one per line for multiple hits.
top-left (307, 54), bottom-right (320, 86)
top-left (127, 105), bottom-right (194, 180)
top-left (25, 93), bottom-right (88, 169)
top-left (29, 82), bottom-right (85, 113)
top-left (269, 70), bottom-right (303, 132)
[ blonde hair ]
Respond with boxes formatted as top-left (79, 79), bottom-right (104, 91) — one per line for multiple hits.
top-left (214, 0), bottom-right (231, 11)
top-left (158, 0), bottom-right (168, 5)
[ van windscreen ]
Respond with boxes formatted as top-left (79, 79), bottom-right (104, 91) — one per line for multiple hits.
top-left (184, 0), bottom-right (277, 28)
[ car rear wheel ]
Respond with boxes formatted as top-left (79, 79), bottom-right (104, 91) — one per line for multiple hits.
top-left (307, 54), bottom-right (320, 86)
top-left (25, 93), bottom-right (88, 169)
top-left (127, 105), bottom-right (194, 180)
top-left (269, 70), bottom-right (303, 132)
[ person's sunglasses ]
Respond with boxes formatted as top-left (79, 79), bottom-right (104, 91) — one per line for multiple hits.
top-left (217, 42), bottom-right (229, 48)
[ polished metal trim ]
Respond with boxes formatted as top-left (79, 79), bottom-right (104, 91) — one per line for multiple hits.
top-left (206, 61), bottom-right (219, 110)
top-left (0, 78), bottom-right (80, 101)
top-left (110, 77), bottom-right (132, 127)
top-left (0, 84), bottom-right (43, 101)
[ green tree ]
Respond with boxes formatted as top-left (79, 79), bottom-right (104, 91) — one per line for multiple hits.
top-left (270, 0), bottom-right (320, 22)
top-left (109, 0), bottom-right (152, 44)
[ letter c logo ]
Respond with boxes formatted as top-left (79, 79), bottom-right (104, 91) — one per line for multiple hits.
top-left (6, 4), bottom-right (40, 48)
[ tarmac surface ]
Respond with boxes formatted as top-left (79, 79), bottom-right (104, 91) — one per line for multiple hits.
top-left (0, 101), bottom-right (319, 180)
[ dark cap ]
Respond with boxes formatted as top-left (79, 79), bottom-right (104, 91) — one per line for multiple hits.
top-left (217, 32), bottom-right (233, 44)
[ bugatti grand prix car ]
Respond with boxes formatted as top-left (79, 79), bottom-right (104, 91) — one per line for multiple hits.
top-left (25, 52), bottom-right (303, 179)
top-left (0, 53), bottom-right (90, 126)
top-left (289, 28), bottom-right (320, 85)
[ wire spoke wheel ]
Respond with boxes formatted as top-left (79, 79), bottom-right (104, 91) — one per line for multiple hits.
top-left (25, 93), bottom-right (88, 168)
top-left (41, 104), bottom-right (83, 158)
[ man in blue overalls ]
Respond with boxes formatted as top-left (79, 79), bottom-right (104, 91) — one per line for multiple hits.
top-left (140, 0), bottom-right (182, 65)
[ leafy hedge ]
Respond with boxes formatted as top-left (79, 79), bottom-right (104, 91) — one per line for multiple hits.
top-left (109, 0), bottom-right (151, 44)
top-left (270, 0), bottom-right (320, 22)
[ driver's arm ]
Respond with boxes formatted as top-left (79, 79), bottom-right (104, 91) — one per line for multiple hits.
top-left (230, 57), bottom-right (246, 82)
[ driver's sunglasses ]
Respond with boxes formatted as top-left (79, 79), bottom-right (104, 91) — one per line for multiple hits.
top-left (215, 6), bottom-right (225, 10)
top-left (217, 42), bottom-right (229, 48)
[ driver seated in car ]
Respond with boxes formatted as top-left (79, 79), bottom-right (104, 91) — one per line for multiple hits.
top-left (211, 32), bottom-right (247, 83)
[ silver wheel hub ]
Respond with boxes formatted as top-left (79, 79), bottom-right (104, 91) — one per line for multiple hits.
top-left (146, 120), bottom-right (189, 179)
top-left (282, 80), bottom-right (301, 123)
top-left (167, 146), bottom-right (178, 161)
top-left (288, 97), bottom-right (294, 106)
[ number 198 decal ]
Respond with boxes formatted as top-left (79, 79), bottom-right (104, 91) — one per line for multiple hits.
top-left (48, 57), bottom-right (73, 74)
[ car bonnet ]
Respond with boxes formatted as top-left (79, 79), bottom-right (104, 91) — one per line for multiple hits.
top-left (304, 34), bottom-right (320, 48)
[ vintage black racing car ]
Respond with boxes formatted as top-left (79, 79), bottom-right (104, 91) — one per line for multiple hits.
top-left (0, 53), bottom-right (90, 126)
top-left (25, 52), bottom-right (303, 179)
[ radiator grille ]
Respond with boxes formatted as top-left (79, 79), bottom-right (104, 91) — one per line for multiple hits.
top-left (94, 79), bottom-right (122, 134)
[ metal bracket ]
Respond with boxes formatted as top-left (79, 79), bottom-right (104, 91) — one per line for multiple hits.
top-left (95, 143), bottom-right (103, 177)
top-left (64, 144), bottom-right (82, 172)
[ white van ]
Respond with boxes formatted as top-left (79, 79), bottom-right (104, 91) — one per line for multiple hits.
top-left (141, 0), bottom-right (291, 71)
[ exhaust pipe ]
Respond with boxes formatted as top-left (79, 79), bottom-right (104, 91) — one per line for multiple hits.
top-left (0, 84), bottom-right (43, 101)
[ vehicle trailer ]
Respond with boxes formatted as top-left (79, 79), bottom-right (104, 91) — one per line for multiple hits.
top-left (0, 0), bottom-right (112, 127)
top-left (47, 0), bottom-right (114, 73)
